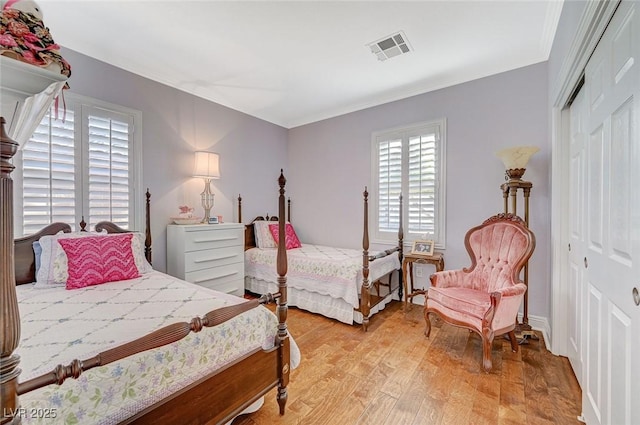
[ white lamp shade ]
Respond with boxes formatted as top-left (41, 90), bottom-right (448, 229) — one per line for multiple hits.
top-left (495, 146), bottom-right (539, 169)
top-left (193, 151), bottom-right (220, 179)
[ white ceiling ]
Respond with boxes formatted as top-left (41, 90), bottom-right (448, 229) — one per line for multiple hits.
top-left (38, 1), bottom-right (563, 129)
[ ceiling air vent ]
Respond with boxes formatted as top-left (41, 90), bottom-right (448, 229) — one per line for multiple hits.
top-left (367, 31), bottom-right (412, 61)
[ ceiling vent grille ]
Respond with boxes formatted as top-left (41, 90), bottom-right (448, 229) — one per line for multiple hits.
top-left (367, 31), bottom-right (412, 61)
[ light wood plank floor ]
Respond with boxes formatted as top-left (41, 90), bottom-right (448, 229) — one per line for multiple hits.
top-left (232, 301), bottom-right (582, 425)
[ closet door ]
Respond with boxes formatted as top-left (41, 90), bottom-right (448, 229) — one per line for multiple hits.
top-left (568, 87), bottom-right (586, 388)
top-left (580, 1), bottom-right (640, 424)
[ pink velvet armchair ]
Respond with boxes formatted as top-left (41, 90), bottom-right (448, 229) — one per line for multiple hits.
top-left (424, 213), bottom-right (536, 372)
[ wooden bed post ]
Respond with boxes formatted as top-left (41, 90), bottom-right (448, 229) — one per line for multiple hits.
top-left (276, 170), bottom-right (290, 414)
top-left (237, 194), bottom-right (242, 223)
top-left (398, 193), bottom-right (404, 299)
top-left (145, 189), bottom-right (152, 264)
top-left (361, 187), bottom-right (371, 331)
top-left (287, 197), bottom-right (291, 222)
top-left (1, 117), bottom-right (22, 424)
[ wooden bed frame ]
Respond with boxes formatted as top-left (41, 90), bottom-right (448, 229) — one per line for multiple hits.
top-left (1, 117), bottom-right (291, 425)
top-left (240, 187), bottom-right (403, 331)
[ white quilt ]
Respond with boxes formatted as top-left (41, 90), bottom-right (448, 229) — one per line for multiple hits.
top-left (245, 244), bottom-right (401, 308)
top-left (15, 271), bottom-right (300, 424)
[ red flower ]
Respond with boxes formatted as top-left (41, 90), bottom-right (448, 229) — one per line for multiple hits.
top-left (0, 33), bottom-right (17, 47)
top-left (19, 49), bottom-right (43, 65)
top-left (23, 39), bottom-right (44, 52)
top-left (7, 20), bottom-right (29, 37)
top-left (2, 9), bottom-right (19, 19)
top-left (22, 31), bottom-right (40, 43)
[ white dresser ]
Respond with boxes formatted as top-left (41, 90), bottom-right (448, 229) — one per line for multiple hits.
top-left (167, 223), bottom-right (245, 296)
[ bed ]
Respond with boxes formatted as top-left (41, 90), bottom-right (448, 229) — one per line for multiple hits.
top-left (240, 188), bottom-right (404, 331)
top-left (0, 134), bottom-right (297, 425)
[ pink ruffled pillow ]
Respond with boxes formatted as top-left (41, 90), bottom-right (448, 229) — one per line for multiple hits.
top-left (58, 233), bottom-right (140, 289)
top-left (268, 223), bottom-right (302, 250)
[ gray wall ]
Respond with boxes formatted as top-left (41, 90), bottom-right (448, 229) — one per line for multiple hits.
top-left (288, 62), bottom-right (551, 320)
top-left (61, 48), bottom-right (289, 272)
top-left (61, 47), bottom-right (553, 322)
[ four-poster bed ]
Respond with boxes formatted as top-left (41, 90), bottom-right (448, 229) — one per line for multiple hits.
top-left (1, 119), bottom-right (295, 424)
top-left (240, 188), bottom-right (404, 331)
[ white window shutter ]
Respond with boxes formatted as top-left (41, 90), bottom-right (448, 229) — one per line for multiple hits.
top-left (22, 109), bottom-right (77, 234)
top-left (407, 132), bottom-right (437, 235)
top-left (86, 112), bottom-right (131, 229)
top-left (372, 119), bottom-right (446, 246)
top-left (18, 95), bottom-right (140, 237)
top-left (377, 138), bottom-right (402, 232)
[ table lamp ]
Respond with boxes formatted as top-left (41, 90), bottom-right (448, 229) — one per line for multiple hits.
top-left (193, 151), bottom-right (220, 223)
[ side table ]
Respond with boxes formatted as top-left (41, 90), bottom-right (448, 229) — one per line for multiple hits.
top-left (402, 252), bottom-right (445, 309)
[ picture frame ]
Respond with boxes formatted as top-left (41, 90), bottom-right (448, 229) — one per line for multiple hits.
top-left (411, 239), bottom-right (435, 256)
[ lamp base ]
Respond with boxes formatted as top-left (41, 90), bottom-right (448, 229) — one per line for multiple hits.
top-left (505, 168), bottom-right (526, 180)
top-left (200, 178), bottom-right (215, 224)
top-left (201, 209), bottom-right (212, 224)
top-left (512, 321), bottom-right (539, 345)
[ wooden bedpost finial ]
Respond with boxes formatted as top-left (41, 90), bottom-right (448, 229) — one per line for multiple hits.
top-left (363, 186), bottom-right (368, 200)
top-left (238, 194), bottom-right (242, 223)
top-left (0, 117), bottom-right (19, 178)
top-left (278, 169), bottom-right (286, 192)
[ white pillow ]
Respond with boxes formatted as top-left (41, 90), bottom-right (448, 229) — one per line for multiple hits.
top-left (35, 231), bottom-right (152, 287)
top-left (254, 221), bottom-right (277, 249)
top-left (36, 231), bottom-right (105, 287)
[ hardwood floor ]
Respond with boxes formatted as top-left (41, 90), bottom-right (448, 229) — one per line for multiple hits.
top-left (232, 301), bottom-right (582, 425)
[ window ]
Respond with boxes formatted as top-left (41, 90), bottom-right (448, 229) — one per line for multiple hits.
top-left (371, 119), bottom-right (446, 247)
top-left (14, 94), bottom-right (142, 236)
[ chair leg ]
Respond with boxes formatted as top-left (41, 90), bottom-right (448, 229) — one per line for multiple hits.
top-left (482, 330), bottom-right (494, 372)
top-left (508, 330), bottom-right (519, 353)
top-left (424, 310), bottom-right (432, 338)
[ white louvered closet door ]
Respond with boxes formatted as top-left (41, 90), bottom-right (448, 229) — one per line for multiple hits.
top-left (83, 107), bottom-right (133, 230)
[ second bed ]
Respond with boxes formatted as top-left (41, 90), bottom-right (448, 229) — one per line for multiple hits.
top-left (241, 188), bottom-right (404, 330)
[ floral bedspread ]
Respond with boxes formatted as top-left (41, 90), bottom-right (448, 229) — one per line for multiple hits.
top-left (245, 244), bottom-right (400, 308)
top-left (15, 271), bottom-right (300, 425)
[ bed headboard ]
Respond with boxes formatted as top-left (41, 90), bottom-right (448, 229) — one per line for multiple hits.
top-left (14, 223), bottom-right (72, 285)
top-left (239, 194), bottom-right (291, 251)
top-left (13, 190), bottom-right (152, 286)
top-left (244, 215), bottom-right (279, 251)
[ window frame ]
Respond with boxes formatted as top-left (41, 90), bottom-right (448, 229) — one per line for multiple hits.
top-left (12, 93), bottom-right (143, 236)
top-left (370, 119), bottom-right (447, 249)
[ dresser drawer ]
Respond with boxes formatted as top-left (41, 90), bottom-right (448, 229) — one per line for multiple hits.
top-left (184, 245), bottom-right (242, 273)
top-left (183, 228), bottom-right (243, 252)
top-left (185, 263), bottom-right (244, 295)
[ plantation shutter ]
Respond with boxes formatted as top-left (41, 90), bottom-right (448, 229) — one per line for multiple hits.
top-left (407, 129), bottom-right (437, 235)
top-left (21, 108), bottom-right (77, 234)
top-left (373, 119), bottom-right (445, 245)
top-left (86, 109), bottom-right (132, 229)
top-left (377, 138), bottom-right (402, 232)
top-left (18, 95), bottom-right (140, 237)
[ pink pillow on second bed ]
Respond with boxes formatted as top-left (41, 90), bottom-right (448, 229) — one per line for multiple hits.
top-left (268, 223), bottom-right (302, 250)
top-left (58, 233), bottom-right (140, 289)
